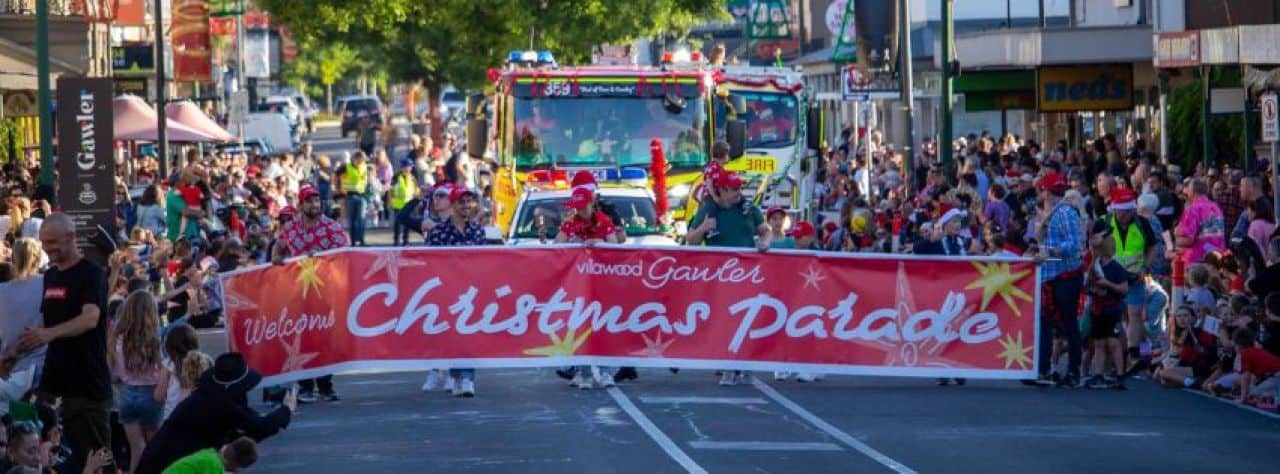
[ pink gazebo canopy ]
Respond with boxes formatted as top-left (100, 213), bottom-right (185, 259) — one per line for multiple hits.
top-left (165, 101), bottom-right (235, 142)
top-left (113, 95), bottom-right (220, 143)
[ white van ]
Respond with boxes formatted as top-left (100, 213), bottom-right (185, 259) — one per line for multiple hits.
top-left (244, 113), bottom-right (296, 154)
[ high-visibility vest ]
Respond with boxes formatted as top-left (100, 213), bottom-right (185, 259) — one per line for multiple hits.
top-left (390, 173), bottom-right (416, 210)
top-left (1110, 215), bottom-right (1146, 274)
top-left (342, 163), bottom-right (368, 194)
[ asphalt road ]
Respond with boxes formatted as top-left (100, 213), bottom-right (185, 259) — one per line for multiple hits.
top-left (219, 125), bottom-right (1280, 473)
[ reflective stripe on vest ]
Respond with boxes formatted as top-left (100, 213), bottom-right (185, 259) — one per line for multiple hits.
top-left (1110, 215), bottom-right (1145, 273)
top-left (342, 163), bottom-right (368, 194)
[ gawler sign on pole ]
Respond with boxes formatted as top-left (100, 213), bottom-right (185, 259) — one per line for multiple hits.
top-left (223, 247), bottom-right (1040, 385)
top-left (55, 78), bottom-right (116, 265)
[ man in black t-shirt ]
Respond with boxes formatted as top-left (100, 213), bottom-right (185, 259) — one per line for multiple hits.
top-left (13, 213), bottom-right (112, 472)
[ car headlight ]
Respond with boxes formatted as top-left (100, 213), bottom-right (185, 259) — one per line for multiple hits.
top-left (667, 183), bottom-right (691, 204)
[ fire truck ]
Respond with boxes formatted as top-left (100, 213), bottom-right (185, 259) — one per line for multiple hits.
top-left (713, 65), bottom-right (821, 219)
top-left (464, 50), bottom-right (746, 235)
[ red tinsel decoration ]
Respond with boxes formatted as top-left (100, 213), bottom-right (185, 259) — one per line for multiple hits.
top-left (718, 77), bottom-right (804, 94)
top-left (650, 138), bottom-right (668, 216)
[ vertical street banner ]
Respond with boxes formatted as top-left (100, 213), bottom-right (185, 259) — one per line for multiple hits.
top-left (115, 0), bottom-right (147, 26)
top-left (223, 247), bottom-right (1041, 386)
top-left (171, 0), bottom-right (213, 82)
top-left (55, 78), bottom-right (116, 265)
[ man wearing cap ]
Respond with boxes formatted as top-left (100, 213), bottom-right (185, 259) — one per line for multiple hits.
top-left (336, 151), bottom-right (371, 246)
top-left (687, 172), bottom-right (771, 252)
top-left (426, 186), bottom-right (486, 397)
top-left (765, 207), bottom-right (788, 238)
top-left (556, 187), bottom-right (620, 247)
top-left (134, 353), bottom-right (294, 474)
top-left (686, 171), bottom-right (771, 387)
top-left (1034, 171), bottom-right (1085, 387)
top-left (389, 158), bottom-right (419, 246)
top-left (770, 221), bottom-right (818, 250)
top-left (272, 185), bottom-right (349, 403)
top-left (1092, 187), bottom-right (1158, 374)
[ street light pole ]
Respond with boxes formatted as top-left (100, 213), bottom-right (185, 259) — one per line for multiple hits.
top-left (156, 0), bottom-right (169, 176)
top-left (236, 0), bottom-right (246, 142)
top-left (36, 0), bottom-right (54, 189)
top-left (940, 0), bottom-right (954, 176)
top-left (899, 0), bottom-right (915, 195)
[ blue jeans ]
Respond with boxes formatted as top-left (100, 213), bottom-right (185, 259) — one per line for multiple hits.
top-left (449, 368), bottom-right (475, 381)
top-left (346, 195), bottom-right (366, 246)
top-left (1039, 274), bottom-right (1083, 378)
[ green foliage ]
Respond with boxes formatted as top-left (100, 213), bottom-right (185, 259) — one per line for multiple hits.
top-left (1166, 72), bottom-right (1247, 171)
top-left (259, 0), bottom-right (727, 90)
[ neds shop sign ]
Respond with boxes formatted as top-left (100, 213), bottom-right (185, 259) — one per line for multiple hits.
top-left (1036, 64), bottom-right (1133, 112)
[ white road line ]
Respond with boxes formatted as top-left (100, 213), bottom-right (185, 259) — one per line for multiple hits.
top-left (606, 387), bottom-right (708, 474)
top-left (638, 396), bottom-right (769, 405)
top-left (688, 441), bottom-right (844, 451)
top-left (1182, 389), bottom-right (1280, 421)
top-left (750, 378), bottom-right (917, 474)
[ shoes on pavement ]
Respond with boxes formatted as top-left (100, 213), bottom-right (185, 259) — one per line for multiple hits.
top-left (297, 391), bottom-right (318, 404)
top-left (591, 366), bottom-right (615, 388)
top-left (773, 371), bottom-right (792, 381)
top-left (456, 379), bottom-right (475, 398)
top-left (936, 378), bottom-right (951, 386)
top-left (444, 376), bottom-right (457, 393)
top-left (320, 391), bottom-right (341, 402)
top-left (572, 373), bottom-right (593, 389)
top-left (1059, 375), bottom-right (1082, 389)
top-left (614, 367), bottom-right (638, 382)
top-left (555, 367), bottom-right (577, 381)
top-left (422, 371), bottom-right (443, 392)
top-left (718, 372), bottom-right (739, 386)
top-left (1084, 375), bottom-right (1106, 389)
top-left (796, 373), bottom-right (817, 383)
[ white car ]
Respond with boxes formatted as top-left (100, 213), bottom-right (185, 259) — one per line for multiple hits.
top-left (261, 95), bottom-right (303, 130)
top-left (507, 186), bottom-right (677, 246)
top-left (243, 113), bottom-right (296, 154)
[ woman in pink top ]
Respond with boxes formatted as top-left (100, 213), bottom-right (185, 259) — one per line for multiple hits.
top-left (1244, 199), bottom-right (1276, 262)
top-left (1174, 179), bottom-right (1225, 264)
top-left (110, 290), bottom-right (165, 473)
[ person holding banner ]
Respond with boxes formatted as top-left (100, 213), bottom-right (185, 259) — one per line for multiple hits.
top-left (556, 186), bottom-right (622, 389)
top-left (686, 171), bottom-right (771, 386)
top-left (425, 186), bottom-right (487, 397)
top-left (272, 185), bottom-right (349, 404)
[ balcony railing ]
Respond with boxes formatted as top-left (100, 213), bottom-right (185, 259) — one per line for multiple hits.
top-left (1, 0), bottom-right (111, 18)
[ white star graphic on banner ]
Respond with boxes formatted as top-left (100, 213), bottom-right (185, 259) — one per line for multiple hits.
top-left (799, 263), bottom-right (827, 290)
top-left (361, 250), bottom-right (427, 284)
top-left (630, 332), bottom-right (676, 358)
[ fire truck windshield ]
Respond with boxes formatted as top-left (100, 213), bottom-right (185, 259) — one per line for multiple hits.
top-left (714, 91), bottom-right (798, 149)
top-left (512, 96), bottom-right (707, 171)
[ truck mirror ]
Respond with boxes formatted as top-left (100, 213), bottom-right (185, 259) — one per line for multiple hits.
top-left (806, 106), bottom-right (823, 151)
top-left (466, 94), bottom-right (486, 117)
top-left (726, 120), bottom-right (746, 158)
top-left (467, 118), bottom-right (488, 158)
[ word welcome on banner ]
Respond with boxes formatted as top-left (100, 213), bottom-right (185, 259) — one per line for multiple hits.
top-left (222, 247), bottom-right (1040, 385)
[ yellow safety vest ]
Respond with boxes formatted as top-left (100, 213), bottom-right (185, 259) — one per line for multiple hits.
top-left (342, 163), bottom-right (368, 194)
top-left (1110, 215), bottom-right (1146, 274)
top-left (390, 174), bottom-right (416, 210)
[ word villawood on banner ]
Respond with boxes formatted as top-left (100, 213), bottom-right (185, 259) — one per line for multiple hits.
top-left (221, 246), bottom-right (1041, 385)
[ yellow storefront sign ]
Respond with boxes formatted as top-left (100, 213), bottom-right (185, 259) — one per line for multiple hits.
top-left (1036, 64), bottom-right (1133, 112)
top-left (724, 155), bottom-right (777, 175)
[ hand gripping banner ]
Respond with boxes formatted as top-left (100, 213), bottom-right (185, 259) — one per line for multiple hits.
top-left (222, 246), bottom-right (1040, 385)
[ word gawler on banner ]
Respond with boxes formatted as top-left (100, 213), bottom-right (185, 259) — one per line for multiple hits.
top-left (222, 246), bottom-right (1040, 385)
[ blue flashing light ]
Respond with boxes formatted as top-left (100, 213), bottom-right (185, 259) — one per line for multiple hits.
top-left (507, 51), bottom-right (524, 62)
top-left (537, 51), bottom-right (556, 64)
top-left (605, 167), bottom-right (648, 182)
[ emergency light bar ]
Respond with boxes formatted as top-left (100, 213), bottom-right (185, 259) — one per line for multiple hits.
top-left (526, 169), bottom-right (569, 188)
top-left (507, 50), bottom-right (557, 68)
top-left (604, 167), bottom-right (648, 183)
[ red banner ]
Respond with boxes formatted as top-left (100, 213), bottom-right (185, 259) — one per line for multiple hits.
top-left (115, 0), bottom-right (147, 26)
top-left (223, 247), bottom-right (1041, 385)
top-left (171, 0), bottom-right (212, 82)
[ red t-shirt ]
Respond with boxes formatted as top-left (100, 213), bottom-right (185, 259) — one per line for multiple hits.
top-left (178, 184), bottom-right (203, 207)
top-left (698, 161), bottom-right (726, 201)
top-left (560, 212), bottom-right (616, 241)
top-left (1178, 329), bottom-right (1218, 366)
top-left (1240, 347), bottom-right (1280, 377)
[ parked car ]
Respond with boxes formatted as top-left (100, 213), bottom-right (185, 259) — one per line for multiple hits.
top-left (337, 95), bottom-right (383, 138)
top-left (260, 95), bottom-right (303, 130)
top-left (440, 89), bottom-right (466, 118)
top-left (243, 113), bottom-right (296, 154)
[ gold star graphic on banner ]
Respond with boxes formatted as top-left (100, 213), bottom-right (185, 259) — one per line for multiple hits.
top-left (295, 257), bottom-right (324, 299)
top-left (964, 261), bottom-right (1032, 317)
top-left (523, 326), bottom-right (592, 357)
top-left (996, 332), bottom-right (1033, 370)
top-left (630, 332), bottom-right (675, 358)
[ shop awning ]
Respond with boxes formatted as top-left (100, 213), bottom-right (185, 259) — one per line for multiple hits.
top-left (114, 95), bottom-right (222, 143)
top-left (165, 101), bottom-right (235, 142)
